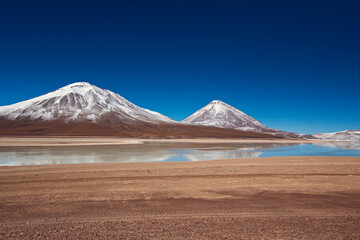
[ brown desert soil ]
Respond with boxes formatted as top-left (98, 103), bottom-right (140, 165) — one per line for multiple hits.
top-left (0, 156), bottom-right (359, 239)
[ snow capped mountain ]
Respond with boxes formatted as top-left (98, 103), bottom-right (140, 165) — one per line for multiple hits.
top-left (0, 83), bottom-right (316, 139)
top-left (181, 100), bottom-right (304, 139)
top-left (0, 83), bottom-right (282, 137)
top-left (181, 100), bottom-right (269, 132)
top-left (0, 82), bottom-right (174, 124)
top-left (314, 130), bottom-right (360, 141)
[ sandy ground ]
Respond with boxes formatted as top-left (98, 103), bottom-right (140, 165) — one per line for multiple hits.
top-left (0, 156), bottom-right (359, 239)
top-left (0, 136), bottom-right (334, 146)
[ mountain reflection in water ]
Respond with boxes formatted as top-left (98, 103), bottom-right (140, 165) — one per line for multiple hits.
top-left (314, 141), bottom-right (360, 150)
top-left (0, 142), bottom-right (359, 166)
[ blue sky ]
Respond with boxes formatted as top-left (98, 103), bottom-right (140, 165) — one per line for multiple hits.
top-left (0, 0), bottom-right (359, 134)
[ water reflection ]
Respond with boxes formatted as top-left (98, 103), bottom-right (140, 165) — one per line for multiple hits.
top-left (0, 145), bottom-right (176, 165)
top-left (184, 150), bottom-right (262, 161)
top-left (0, 142), bottom-right (359, 166)
top-left (314, 141), bottom-right (360, 150)
top-left (182, 143), bottom-right (295, 161)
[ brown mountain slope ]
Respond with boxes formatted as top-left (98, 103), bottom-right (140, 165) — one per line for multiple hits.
top-left (0, 115), bottom-right (279, 138)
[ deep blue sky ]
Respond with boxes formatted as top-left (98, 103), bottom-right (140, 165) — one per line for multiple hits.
top-left (0, 0), bottom-right (359, 134)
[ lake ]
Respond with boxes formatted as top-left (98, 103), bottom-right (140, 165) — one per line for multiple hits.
top-left (0, 141), bottom-right (360, 166)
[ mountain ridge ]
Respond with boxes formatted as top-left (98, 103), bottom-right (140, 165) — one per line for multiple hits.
top-left (0, 82), bottom-right (356, 140)
top-left (0, 82), bottom-right (277, 138)
top-left (182, 100), bottom-right (269, 132)
top-left (0, 82), bottom-right (175, 124)
top-left (181, 100), bottom-right (305, 139)
top-left (313, 130), bottom-right (360, 141)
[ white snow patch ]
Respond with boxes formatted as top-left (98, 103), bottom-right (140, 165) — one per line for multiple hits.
top-left (0, 82), bottom-right (175, 124)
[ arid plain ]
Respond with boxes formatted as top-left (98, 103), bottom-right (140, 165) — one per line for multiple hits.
top-left (0, 137), bottom-right (359, 239)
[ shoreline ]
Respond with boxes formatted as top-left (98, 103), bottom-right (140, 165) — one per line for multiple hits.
top-left (1, 155), bottom-right (360, 168)
top-left (0, 136), bottom-right (347, 147)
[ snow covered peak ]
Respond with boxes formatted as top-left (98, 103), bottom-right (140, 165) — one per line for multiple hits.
top-left (0, 82), bottom-right (175, 123)
top-left (182, 100), bottom-right (268, 132)
top-left (63, 82), bottom-right (93, 88)
top-left (203, 100), bottom-right (240, 113)
top-left (314, 130), bottom-right (360, 141)
top-left (65, 82), bottom-right (92, 87)
top-left (57, 82), bottom-right (94, 91)
top-left (52, 82), bottom-right (104, 96)
top-left (210, 100), bottom-right (223, 104)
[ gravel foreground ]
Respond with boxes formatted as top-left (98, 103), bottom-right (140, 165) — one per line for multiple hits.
top-left (2, 216), bottom-right (359, 239)
top-left (0, 156), bottom-right (359, 239)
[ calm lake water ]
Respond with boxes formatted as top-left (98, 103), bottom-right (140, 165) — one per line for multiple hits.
top-left (0, 142), bottom-right (360, 166)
